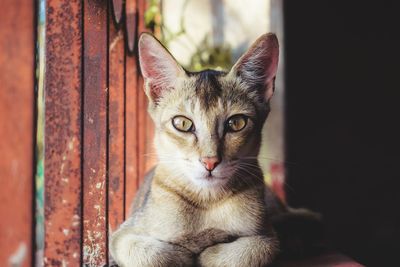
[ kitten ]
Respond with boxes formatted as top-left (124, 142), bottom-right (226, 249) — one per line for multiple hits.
top-left (110, 33), bottom-right (318, 267)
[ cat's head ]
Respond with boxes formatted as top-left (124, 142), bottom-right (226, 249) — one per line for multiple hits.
top-left (138, 33), bottom-right (279, 188)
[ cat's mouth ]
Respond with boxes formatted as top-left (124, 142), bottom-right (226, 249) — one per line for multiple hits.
top-left (206, 171), bottom-right (214, 178)
top-left (195, 168), bottom-right (232, 185)
top-left (201, 172), bottom-right (222, 180)
top-left (203, 174), bottom-right (222, 183)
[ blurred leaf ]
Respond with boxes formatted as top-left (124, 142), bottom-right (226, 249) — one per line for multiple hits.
top-left (189, 35), bottom-right (232, 71)
top-left (144, 0), bottom-right (233, 71)
top-left (144, 5), bottom-right (159, 28)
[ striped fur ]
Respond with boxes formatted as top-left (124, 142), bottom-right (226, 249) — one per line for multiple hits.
top-left (110, 33), bottom-right (282, 267)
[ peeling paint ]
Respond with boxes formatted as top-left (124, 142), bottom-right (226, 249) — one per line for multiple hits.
top-left (44, 1), bottom-right (83, 264)
top-left (63, 229), bottom-right (69, 236)
top-left (8, 243), bottom-right (27, 267)
top-left (83, 230), bottom-right (105, 266)
top-left (109, 31), bottom-right (123, 52)
top-left (83, 82), bottom-right (108, 267)
top-left (68, 138), bottom-right (75, 150)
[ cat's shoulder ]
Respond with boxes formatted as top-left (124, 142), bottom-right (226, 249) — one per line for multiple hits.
top-left (129, 167), bottom-right (156, 214)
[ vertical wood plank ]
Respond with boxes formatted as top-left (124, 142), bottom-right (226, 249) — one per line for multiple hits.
top-left (83, 0), bottom-right (108, 265)
top-left (143, 0), bottom-right (160, 175)
top-left (0, 0), bottom-right (34, 266)
top-left (44, 0), bottom-right (83, 265)
top-left (124, 0), bottom-right (141, 216)
top-left (108, 16), bottom-right (125, 234)
top-left (137, 0), bottom-right (153, 185)
top-left (111, 0), bottom-right (124, 24)
top-left (126, 0), bottom-right (137, 53)
top-left (125, 54), bottom-right (139, 216)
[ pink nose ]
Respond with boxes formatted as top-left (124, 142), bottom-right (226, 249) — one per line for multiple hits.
top-left (201, 157), bottom-right (220, 171)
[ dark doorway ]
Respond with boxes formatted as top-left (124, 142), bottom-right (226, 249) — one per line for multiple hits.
top-left (284, 1), bottom-right (400, 266)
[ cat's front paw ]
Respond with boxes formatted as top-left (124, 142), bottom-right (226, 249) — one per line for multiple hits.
top-left (197, 235), bottom-right (277, 267)
top-left (110, 229), bottom-right (194, 267)
top-left (173, 228), bottom-right (237, 254)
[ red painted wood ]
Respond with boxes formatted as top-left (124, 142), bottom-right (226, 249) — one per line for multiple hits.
top-left (125, 55), bottom-right (139, 216)
top-left (137, 0), bottom-right (147, 33)
top-left (108, 16), bottom-right (126, 234)
top-left (0, 1), bottom-right (34, 266)
top-left (83, 0), bottom-right (108, 265)
top-left (112, 0), bottom-right (124, 24)
top-left (136, 0), bottom-right (154, 185)
top-left (126, 0), bottom-right (137, 52)
top-left (44, 0), bottom-right (83, 265)
top-left (143, 9), bottom-right (159, 176)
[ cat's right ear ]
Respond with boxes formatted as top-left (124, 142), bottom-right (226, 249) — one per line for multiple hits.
top-left (138, 33), bottom-right (185, 104)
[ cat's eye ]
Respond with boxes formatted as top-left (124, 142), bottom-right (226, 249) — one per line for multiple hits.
top-left (172, 116), bottom-right (194, 132)
top-left (226, 115), bottom-right (248, 132)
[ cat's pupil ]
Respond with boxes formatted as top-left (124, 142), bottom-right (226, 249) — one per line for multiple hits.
top-left (233, 120), bottom-right (240, 128)
top-left (172, 116), bottom-right (194, 132)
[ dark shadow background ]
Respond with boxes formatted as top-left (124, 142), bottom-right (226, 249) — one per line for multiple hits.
top-left (284, 0), bottom-right (400, 266)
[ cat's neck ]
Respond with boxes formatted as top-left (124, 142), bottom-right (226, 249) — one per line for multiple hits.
top-left (152, 161), bottom-right (265, 208)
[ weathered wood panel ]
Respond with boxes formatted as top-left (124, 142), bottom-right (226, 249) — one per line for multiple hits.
top-left (111, 0), bottom-right (123, 24)
top-left (108, 15), bottom-right (126, 234)
top-left (44, 0), bottom-right (83, 265)
top-left (0, 1), bottom-right (34, 266)
top-left (126, 0), bottom-right (137, 53)
top-left (121, 0), bottom-right (155, 218)
top-left (125, 54), bottom-right (139, 216)
top-left (137, 0), bottom-right (154, 185)
top-left (83, 0), bottom-right (109, 265)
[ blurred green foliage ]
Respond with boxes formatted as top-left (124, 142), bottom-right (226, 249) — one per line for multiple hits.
top-left (144, 0), bottom-right (232, 71)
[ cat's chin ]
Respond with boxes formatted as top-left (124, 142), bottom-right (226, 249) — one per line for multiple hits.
top-left (190, 175), bottom-right (229, 188)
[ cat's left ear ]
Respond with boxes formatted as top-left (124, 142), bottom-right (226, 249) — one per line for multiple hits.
top-left (230, 33), bottom-right (279, 101)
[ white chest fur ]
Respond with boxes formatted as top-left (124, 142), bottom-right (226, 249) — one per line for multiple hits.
top-left (199, 196), bottom-right (263, 236)
top-left (138, 186), bottom-right (265, 242)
